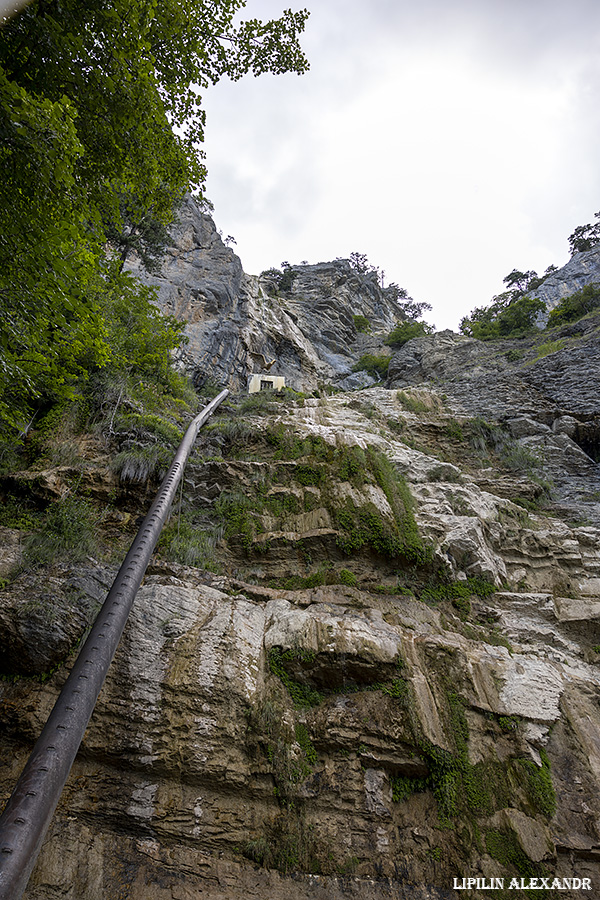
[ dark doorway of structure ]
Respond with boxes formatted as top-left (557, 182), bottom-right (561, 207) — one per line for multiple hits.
top-left (574, 420), bottom-right (600, 463)
top-left (260, 380), bottom-right (274, 391)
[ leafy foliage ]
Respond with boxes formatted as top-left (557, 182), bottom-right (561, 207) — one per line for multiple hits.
top-left (404, 689), bottom-right (557, 838)
top-left (547, 283), bottom-right (600, 327)
top-left (347, 252), bottom-right (433, 338)
top-left (521, 749), bottom-right (556, 818)
top-left (385, 319), bottom-right (434, 348)
top-left (568, 211), bottom-right (600, 255)
top-left (351, 354), bottom-right (390, 379)
top-left (352, 314), bottom-right (371, 333)
top-left (419, 576), bottom-right (495, 610)
top-left (0, 0), bottom-right (309, 436)
top-left (458, 262), bottom-right (566, 341)
top-left (502, 268), bottom-right (546, 295)
top-left (268, 648), bottom-right (324, 708)
top-left (459, 292), bottom-right (545, 341)
top-left (335, 448), bottom-right (432, 565)
top-left (22, 496), bottom-right (98, 570)
top-left (260, 262), bottom-right (298, 294)
top-left (484, 829), bottom-right (546, 884)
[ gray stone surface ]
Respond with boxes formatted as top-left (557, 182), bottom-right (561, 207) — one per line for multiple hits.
top-left (127, 196), bottom-right (407, 392)
top-left (0, 566), bottom-right (109, 675)
top-left (386, 319), bottom-right (600, 524)
top-left (527, 244), bottom-right (600, 311)
top-left (5, 205), bottom-right (600, 899)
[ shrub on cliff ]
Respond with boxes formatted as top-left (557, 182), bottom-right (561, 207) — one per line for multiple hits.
top-left (459, 293), bottom-right (545, 341)
top-left (353, 314), bottom-right (371, 333)
top-left (351, 354), bottom-right (390, 379)
top-left (385, 319), bottom-right (433, 348)
top-left (547, 283), bottom-right (600, 327)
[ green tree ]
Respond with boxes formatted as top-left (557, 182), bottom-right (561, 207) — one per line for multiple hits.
top-left (495, 294), bottom-right (545, 336)
top-left (346, 252), bottom-right (432, 330)
top-left (351, 354), bottom-right (390, 379)
top-left (385, 320), bottom-right (433, 348)
top-left (460, 262), bottom-right (550, 341)
top-left (101, 189), bottom-right (176, 275)
top-left (547, 283), bottom-right (600, 327)
top-left (502, 269), bottom-right (540, 294)
top-left (0, 0), bottom-right (310, 434)
top-left (459, 292), bottom-right (545, 341)
top-left (568, 212), bottom-right (600, 255)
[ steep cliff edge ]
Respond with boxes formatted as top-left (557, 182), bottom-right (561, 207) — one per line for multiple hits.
top-left (126, 195), bottom-right (407, 392)
top-left (1, 206), bottom-right (600, 900)
top-left (526, 244), bottom-right (600, 311)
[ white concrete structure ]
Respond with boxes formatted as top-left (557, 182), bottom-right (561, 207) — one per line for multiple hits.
top-left (248, 374), bottom-right (286, 394)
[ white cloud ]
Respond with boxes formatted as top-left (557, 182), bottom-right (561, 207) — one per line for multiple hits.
top-left (202, 0), bottom-right (600, 330)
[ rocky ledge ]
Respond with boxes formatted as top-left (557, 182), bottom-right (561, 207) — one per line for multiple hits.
top-left (2, 384), bottom-right (600, 899)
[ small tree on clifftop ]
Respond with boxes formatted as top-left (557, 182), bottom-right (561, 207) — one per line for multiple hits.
top-left (568, 212), bottom-right (600, 255)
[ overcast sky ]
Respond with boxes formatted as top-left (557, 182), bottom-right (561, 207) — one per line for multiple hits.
top-left (202, 0), bottom-right (600, 331)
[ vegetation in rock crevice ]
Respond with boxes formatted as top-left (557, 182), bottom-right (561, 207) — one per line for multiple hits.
top-left (158, 512), bottom-right (221, 571)
top-left (400, 688), bottom-right (557, 842)
top-left (351, 353), bottom-right (390, 380)
top-left (203, 411), bottom-right (432, 569)
top-left (385, 319), bottom-right (434, 348)
top-left (547, 283), bottom-right (600, 327)
top-left (334, 447), bottom-right (431, 565)
top-left (20, 495), bottom-right (99, 571)
top-left (243, 692), bottom-right (329, 874)
top-left (352, 314), bottom-right (371, 334)
top-left (241, 813), bottom-right (328, 875)
top-left (267, 648), bottom-right (325, 709)
top-left (265, 626), bottom-right (556, 885)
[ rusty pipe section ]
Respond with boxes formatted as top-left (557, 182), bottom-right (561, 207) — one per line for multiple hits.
top-left (0, 388), bottom-right (229, 900)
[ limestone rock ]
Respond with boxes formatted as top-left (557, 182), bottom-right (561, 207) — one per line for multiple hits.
top-left (525, 244), bottom-right (600, 310)
top-left (489, 808), bottom-right (555, 863)
top-left (0, 565), bottom-right (108, 676)
top-left (0, 526), bottom-right (23, 577)
top-left (126, 196), bottom-right (407, 392)
top-left (5, 208), bottom-right (600, 898)
top-left (386, 319), bottom-right (600, 529)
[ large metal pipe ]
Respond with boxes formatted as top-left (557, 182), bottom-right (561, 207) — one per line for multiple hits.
top-left (0, 388), bottom-right (229, 900)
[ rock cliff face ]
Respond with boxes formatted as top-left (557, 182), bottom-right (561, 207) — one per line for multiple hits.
top-left (387, 320), bottom-right (600, 527)
top-left (126, 196), bottom-right (407, 392)
top-left (2, 204), bottom-right (600, 900)
top-left (526, 245), bottom-right (600, 310)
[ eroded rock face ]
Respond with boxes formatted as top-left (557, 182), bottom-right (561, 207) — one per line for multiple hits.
top-left (2, 386), bottom-right (600, 899)
top-left (0, 566), bottom-right (107, 676)
top-left (387, 320), bottom-right (600, 528)
top-left (2, 562), bottom-right (599, 898)
top-left (126, 196), bottom-right (405, 392)
top-left (4, 210), bottom-right (600, 898)
top-left (526, 244), bottom-right (600, 311)
top-left (387, 323), bottom-right (600, 422)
